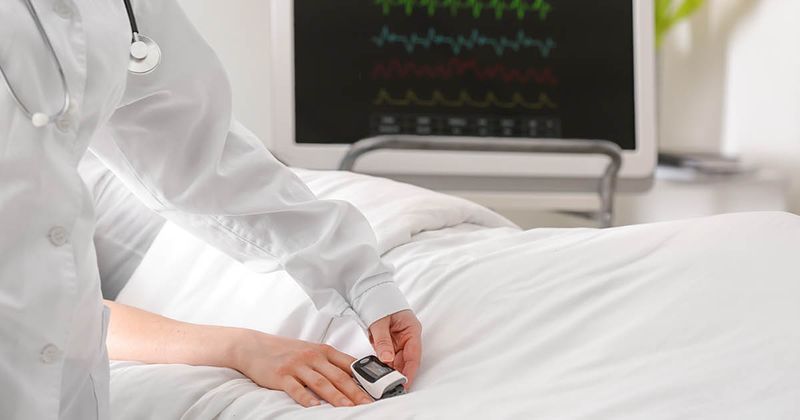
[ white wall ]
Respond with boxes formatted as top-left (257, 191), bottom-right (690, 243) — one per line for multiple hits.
top-left (176, 0), bottom-right (274, 144)
top-left (724, 0), bottom-right (800, 212)
top-left (660, 0), bottom-right (800, 212)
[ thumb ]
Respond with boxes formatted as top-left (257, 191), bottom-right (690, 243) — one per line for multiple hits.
top-left (369, 317), bottom-right (395, 364)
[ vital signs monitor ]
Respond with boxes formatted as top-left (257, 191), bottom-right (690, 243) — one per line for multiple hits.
top-left (269, 0), bottom-right (657, 191)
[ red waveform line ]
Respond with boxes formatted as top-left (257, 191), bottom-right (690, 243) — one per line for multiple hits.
top-left (370, 57), bottom-right (559, 85)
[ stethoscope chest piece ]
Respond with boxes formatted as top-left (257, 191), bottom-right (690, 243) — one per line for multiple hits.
top-left (128, 33), bottom-right (161, 74)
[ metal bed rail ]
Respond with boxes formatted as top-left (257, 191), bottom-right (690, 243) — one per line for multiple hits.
top-left (338, 135), bottom-right (623, 228)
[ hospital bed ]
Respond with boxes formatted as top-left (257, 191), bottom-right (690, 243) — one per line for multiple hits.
top-left (108, 167), bottom-right (800, 420)
top-left (339, 136), bottom-right (623, 227)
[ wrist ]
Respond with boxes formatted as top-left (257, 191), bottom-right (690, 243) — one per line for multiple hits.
top-left (227, 327), bottom-right (268, 375)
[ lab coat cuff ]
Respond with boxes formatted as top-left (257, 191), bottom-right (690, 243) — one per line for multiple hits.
top-left (351, 276), bottom-right (411, 329)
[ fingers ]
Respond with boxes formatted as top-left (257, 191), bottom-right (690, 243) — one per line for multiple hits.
top-left (314, 359), bottom-right (372, 405)
top-left (322, 344), bottom-right (356, 373)
top-left (369, 316), bottom-right (396, 364)
top-left (394, 349), bottom-right (406, 374)
top-left (297, 367), bottom-right (355, 407)
top-left (393, 350), bottom-right (409, 389)
top-left (317, 345), bottom-right (371, 404)
top-left (282, 377), bottom-right (320, 408)
top-left (400, 335), bottom-right (422, 388)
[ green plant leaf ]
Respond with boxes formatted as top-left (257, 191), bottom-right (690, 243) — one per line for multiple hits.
top-left (655, 0), bottom-right (706, 47)
top-left (656, 0), bottom-right (673, 18)
top-left (673, 0), bottom-right (706, 21)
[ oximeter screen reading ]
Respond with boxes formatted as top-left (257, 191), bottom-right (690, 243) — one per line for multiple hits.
top-left (363, 361), bottom-right (391, 378)
top-left (354, 355), bottom-right (397, 383)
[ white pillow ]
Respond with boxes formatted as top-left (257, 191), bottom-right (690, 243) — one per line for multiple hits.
top-left (78, 153), bottom-right (165, 299)
top-left (117, 221), bottom-right (370, 355)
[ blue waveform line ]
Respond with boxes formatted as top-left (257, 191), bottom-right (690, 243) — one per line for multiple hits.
top-left (371, 25), bottom-right (557, 57)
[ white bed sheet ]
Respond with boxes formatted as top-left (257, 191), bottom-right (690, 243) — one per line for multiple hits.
top-left (113, 170), bottom-right (800, 420)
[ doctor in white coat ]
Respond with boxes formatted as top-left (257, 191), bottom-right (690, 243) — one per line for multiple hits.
top-left (0, 0), bottom-right (422, 418)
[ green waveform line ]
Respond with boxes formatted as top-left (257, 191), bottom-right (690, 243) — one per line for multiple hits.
top-left (375, 0), bottom-right (553, 20)
top-left (372, 26), bottom-right (556, 57)
top-left (374, 89), bottom-right (558, 110)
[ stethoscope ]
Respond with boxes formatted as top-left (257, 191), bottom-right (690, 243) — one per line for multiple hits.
top-left (0, 0), bottom-right (162, 128)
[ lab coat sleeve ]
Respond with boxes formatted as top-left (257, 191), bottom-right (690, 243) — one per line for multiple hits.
top-left (90, 0), bottom-right (409, 327)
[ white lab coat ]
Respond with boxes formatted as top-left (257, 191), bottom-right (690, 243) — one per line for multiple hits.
top-left (0, 1), bottom-right (409, 419)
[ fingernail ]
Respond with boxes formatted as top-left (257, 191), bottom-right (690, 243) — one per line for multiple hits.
top-left (380, 351), bottom-right (394, 362)
top-left (340, 399), bottom-right (354, 407)
top-left (309, 399), bottom-right (320, 406)
top-left (359, 398), bottom-right (372, 405)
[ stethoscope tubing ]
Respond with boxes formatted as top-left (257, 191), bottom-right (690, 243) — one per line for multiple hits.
top-left (0, 0), bottom-right (71, 124)
top-left (123, 0), bottom-right (140, 39)
top-left (0, 0), bottom-right (156, 127)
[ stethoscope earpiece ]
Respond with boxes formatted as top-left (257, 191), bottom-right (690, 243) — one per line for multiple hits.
top-left (31, 113), bottom-right (50, 128)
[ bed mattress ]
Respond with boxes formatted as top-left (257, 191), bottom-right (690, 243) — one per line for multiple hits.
top-left (112, 170), bottom-right (800, 419)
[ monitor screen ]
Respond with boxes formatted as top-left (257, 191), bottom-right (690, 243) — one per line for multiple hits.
top-left (293, 0), bottom-right (637, 150)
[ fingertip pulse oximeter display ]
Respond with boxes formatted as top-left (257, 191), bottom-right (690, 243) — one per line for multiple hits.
top-left (351, 355), bottom-right (407, 400)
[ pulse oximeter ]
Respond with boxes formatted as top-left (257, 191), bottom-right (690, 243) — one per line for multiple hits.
top-left (350, 355), bottom-right (407, 400)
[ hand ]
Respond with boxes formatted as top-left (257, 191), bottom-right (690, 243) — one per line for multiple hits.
top-left (232, 331), bottom-right (372, 408)
top-left (368, 310), bottom-right (423, 388)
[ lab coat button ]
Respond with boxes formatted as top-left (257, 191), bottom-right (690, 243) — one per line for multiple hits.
top-left (40, 344), bottom-right (62, 364)
top-left (53, 1), bottom-right (73, 19)
top-left (55, 115), bottom-right (72, 131)
top-left (48, 226), bottom-right (69, 247)
top-left (56, 102), bottom-right (79, 132)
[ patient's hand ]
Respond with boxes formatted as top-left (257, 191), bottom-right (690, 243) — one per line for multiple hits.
top-left (233, 331), bottom-right (373, 407)
top-left (104, 300), bottom-right (371, 408)
top-left (369, 310), bottom-right (423, 389)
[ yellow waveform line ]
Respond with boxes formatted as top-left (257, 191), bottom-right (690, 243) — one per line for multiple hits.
top-left (374, 89), bottom-right (558, 110)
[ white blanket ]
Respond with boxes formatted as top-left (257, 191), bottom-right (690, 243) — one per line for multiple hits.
top-left (113, 170), bottom-right (800, 420)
